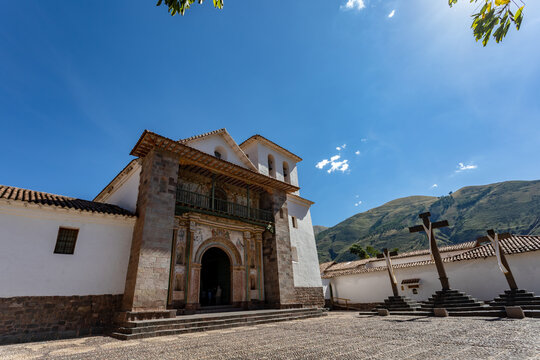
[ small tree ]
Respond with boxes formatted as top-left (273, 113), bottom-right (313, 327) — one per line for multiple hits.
top-left (349, 244), bottom-right (368, 259)
top-left (365, 245), bottom-right (380, 258)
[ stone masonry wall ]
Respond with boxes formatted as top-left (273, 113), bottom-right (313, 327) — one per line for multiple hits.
top-left (294, 287), bottom-right (324, 308)
top-left (0, 295), bottom-right (122, 344)
top-left (261, 190), bottom-right (297, 307)
top-left (122, 149), bottom-right (179, 311)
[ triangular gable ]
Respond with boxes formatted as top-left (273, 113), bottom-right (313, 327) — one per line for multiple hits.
top-left (180, 129), bottom-right (257, 171)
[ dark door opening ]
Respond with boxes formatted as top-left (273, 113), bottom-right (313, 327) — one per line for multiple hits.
top-left (200, 247), bottom-right (231, 306)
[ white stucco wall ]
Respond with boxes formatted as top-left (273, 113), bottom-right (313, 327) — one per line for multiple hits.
top-left (288, 198), bottom-right (322, 287)
top-left (241, 142), bottom-right (259, 168)
top-left (327, 251), bottom-right (540, 303)
top-left (255, 143), bottom-right (299, 188)
top-left (101, 165), bottom-right (141, 213)
top-left (0, 203), bottom-right (135, 297)
top-left (185, 135), bottom-right (249, 169)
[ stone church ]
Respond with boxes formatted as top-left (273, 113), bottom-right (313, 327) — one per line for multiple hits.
top-left (0, 129), bottom-right (323, 343)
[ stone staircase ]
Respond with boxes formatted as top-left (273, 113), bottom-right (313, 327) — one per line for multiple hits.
top-left (420, 289), bottom-right (505, 317)
top-left (488, 289), bottom-right (540, 318)
top-left (110, 308), bottom-right (327, 340)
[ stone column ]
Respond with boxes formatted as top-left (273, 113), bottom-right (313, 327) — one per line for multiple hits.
top-left (121, 149), bottom-right (179, 314)
top-left (261, 190), bottom-right (297, 308)
top-left (186, 263), bottom-right (201, 310)
top-left (232, 265), bottom-right (246, 306)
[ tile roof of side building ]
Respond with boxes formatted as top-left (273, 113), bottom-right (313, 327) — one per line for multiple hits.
top-left (0, 185), bottom-right (135, 217)
top-left (321, 235), bottom-right (540, 278)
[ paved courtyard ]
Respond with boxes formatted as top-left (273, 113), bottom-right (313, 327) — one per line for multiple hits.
top-left (1, 312), bottom-right (539, 359)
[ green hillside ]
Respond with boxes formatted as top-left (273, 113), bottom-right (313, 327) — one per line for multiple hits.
top-left (316, 180), bottom-right (540, 263)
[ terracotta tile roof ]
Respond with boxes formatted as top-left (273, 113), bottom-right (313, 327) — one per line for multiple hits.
top-left (319, 261), bottom-right (336, 274)
top-left (178, 128), bottom-right (227, 143)
top-left (0, 185), bottom-right (135, 217)
top-left (321, 235), bottom-right (540, 279)
top-left (451, 235), bottom-right (540, 261)
top-left (401, 278), bottom-right (420, 284)
top-left (239, 135), bottom-right (302, 162)
top-left (391, 241), bottom-right (477, 259)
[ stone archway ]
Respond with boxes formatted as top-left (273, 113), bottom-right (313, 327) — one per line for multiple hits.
top-left (199, 247), bottom-right (231, 306)
top-left (187, 237), bottom-right (246, 309)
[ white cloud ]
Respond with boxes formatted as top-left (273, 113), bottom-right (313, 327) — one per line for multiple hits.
top-left (315, 159), bottom-right (329, 169)
top-left (355, 195), bottom-right (360, 198)
top-left (341, 0), bottom-right (365, 11)
top-left (431, 184), bottom-right (438, 189)
top-left (456, 162), bottom-right (478, 172)
top-left (388, 10), bottom-right (395, 18)
top-left (360, 138), bottom-right (367, 142)
top-left (316, 153), bottom-right (350, 174)
top-left (355, 150), bottom-right (360, 155)
top-left (327, 159), bottom-right (349, 173)
top-left (354, 201), bottom-right (362, 206)
top-left (336, 144), bottom-right (347, 151)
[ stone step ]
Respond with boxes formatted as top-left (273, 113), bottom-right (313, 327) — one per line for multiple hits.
top-left (433, 290), bottom-right (466, 296)
top-left (504, 289), bottom-right (530, 294)
top-left (117, 308), bottom-right (318, 329)
top-left (110, 311), bottom-right (325, 340)
top-left (447, 310), bottom-right (506, 317)
top-left (524, 310), bottom-right (540, 318)
top-left (491, 299), bottom-right (540, 305)
top-left (498, 293), bottom-right (536, 299)
top-left (422, 302), bottom-right (485, 309)
top-left (116, 311), bottom-right (322, 335)
top-left (425, 298), bottom-right (477, 305)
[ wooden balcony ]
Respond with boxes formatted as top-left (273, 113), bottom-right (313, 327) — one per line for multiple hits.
top-left (175, 189), bottom-right (274, 224)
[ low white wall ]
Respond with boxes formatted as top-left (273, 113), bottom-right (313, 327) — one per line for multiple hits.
top-left (328, 251), bottom-right (540, 303)
top-left (0, 203), bottom-right (135, 297)
top-left (288, 199), bottom-right (322, 287)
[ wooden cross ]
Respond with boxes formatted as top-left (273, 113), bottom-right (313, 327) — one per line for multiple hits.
top-left (476, 230), bottom-right (518, 291)
top-left (380, 248), bottom-right (399, 297)
top-left (409, 212), bottom-right (451, 290)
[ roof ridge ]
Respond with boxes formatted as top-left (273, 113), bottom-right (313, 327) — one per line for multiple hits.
top-left (179, 128), bottom-right (227, 143)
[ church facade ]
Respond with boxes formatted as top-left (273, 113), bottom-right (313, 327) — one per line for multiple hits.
top-left (0, 129), bottom-right (323, 343)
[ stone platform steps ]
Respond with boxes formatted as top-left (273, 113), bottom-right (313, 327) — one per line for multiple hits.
top-left (489, 289), bottom-right (540, 310)
top-left (110, 308), bottom-right (326, 340)
top-left (420, 289), bottom-right (491, 313)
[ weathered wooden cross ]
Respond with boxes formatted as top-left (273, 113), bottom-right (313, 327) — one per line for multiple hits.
top-left (409, 212), bottom-right (450, 290)
top-left (476, 230), bottom-right (518, 290)
top-left (381, 248), bottom-right (399, 297)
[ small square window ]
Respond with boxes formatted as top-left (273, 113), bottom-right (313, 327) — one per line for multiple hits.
top-left (54, 227), bottom-right (79, 255)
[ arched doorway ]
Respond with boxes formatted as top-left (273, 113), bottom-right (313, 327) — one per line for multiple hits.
top-left (199, 247), bottom-right (231, 306)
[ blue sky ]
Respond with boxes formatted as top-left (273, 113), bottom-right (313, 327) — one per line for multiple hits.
top-left (1, 1), bottom-right (539, 227)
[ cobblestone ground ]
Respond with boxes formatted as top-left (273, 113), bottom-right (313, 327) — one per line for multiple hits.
top-left (1, 312), bottom-right (539, 360)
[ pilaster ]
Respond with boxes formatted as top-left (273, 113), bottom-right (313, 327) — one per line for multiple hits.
top-left (121, 149), bottom-right (179, 312)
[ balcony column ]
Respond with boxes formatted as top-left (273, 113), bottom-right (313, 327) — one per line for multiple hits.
top-left (211, 175), bottom-right (215, 211)
top-left (246, 186), bottom-right (250, 219)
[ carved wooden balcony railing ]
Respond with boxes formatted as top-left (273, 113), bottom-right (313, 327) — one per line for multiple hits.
top-left (175, 189), bottom-right (274, 223)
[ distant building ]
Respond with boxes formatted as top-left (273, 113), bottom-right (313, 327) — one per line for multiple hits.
top-left (320, 235), bottom-right (540, 305)
top-left (0, 129), bottom-right (323, 343)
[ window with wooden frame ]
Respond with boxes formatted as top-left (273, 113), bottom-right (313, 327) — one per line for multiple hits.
top-left (54, 227), bottom-right (79, 255)
top-left (291, 216), bottom-right (298, 229)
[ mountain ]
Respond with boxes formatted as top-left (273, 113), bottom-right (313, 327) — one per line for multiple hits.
top-left (316, 180), bottom-right (540, 263)
top-left (313, 225), bottom-right (328, 236)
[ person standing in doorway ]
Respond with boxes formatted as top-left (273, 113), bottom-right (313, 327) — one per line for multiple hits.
top-left (216, 286), bottom-right (222, 305)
